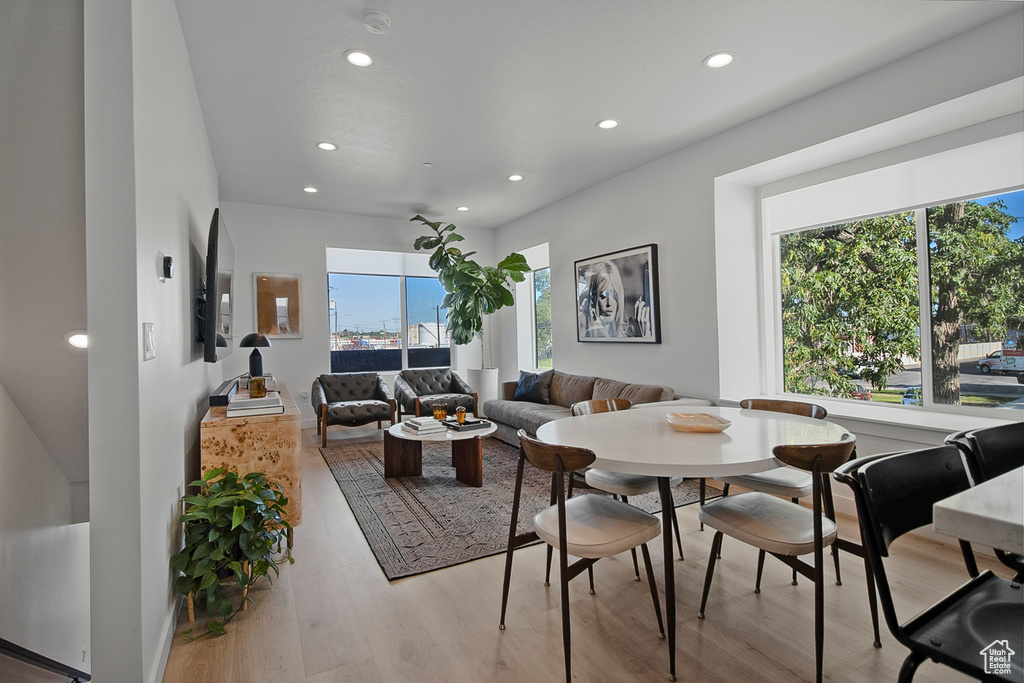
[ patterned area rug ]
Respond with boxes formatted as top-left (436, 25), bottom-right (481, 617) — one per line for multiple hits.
top-left (321, 437), bottom-right (719, 580)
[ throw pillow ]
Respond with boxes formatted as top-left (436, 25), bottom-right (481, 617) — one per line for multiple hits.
top-left (512, 369), bottom-right (553, 404)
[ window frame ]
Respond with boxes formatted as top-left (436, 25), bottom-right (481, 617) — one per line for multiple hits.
top-left (765, 187), bottom-right (1023, 417)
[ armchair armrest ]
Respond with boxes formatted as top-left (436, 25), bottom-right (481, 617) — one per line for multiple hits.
top-left (311, 379), bottom-right (327, 413)
top-left (451, 371), bottom-right (474, 395)
top-left (393, 373), bottom-right (416, 413)
top-left (375, 374), bottom-right (395, 402)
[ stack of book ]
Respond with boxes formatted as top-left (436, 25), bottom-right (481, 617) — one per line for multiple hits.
top-left (401, 417), bottom-right (446, 435)
top-left (226, 393), bottom-right (284, 417)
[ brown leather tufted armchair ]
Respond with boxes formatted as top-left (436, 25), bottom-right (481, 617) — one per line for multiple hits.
top-left (312, 372), bottom-right (396, 447)
top-left (393, 368), bottom-right (477, 420)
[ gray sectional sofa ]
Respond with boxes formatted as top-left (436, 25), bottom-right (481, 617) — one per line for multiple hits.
top-left (483, 369), bottom-right (713, 445)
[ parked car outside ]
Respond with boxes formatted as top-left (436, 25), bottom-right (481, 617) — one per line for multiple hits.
top-left (978, 350), bottom-right (1003, 374)
top-left (901, 387), bottom-right (922, 405)
top-left (851, 384), bottom-right (872, 401)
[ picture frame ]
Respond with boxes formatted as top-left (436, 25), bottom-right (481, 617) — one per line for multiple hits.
top-left (254, 273), bottom-right (302, 338)
top-left (575, 244), bottom-right (660, 343)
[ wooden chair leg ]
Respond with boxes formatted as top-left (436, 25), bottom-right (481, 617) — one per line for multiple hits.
top-left (545, 545), bottom-right (553, 586)
top-left (587, 565), bottom-right (595, 594)
top-left (699, 478), bottom-right (706, 530)
top-left (640, 543), bottom-right (665, 639)
top-left (559, 532), bottom-right (572, 683)
top-left (321, 405), bottom-right (328, 448)
top-left (621, 495), bottom-right (641, 580)
top-left (499, 457), bottom-right (527, 630)
top-left (755, 549), bottom-right (766, 593)
top-left (698, 531), bottom-right (724, 618)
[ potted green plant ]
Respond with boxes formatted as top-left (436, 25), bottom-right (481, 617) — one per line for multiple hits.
top-left (411, 214), bottom-right (531, 403)
top-left (171, 467), bottom-right (294, 639)
top-left (411, 214), bottom-right (530, 345)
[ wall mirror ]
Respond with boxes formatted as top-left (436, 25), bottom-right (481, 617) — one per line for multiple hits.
top-left (254, 273), bottom-right (302, 338)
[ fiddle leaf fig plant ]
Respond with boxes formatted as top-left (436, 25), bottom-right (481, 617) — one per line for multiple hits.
top-left (411, 214), bottom-right (530, 346)
top-left (171, 467), bottom-right (293, 640)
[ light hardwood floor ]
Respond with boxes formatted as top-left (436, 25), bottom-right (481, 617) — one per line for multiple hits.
top-left (162, 425), bottom-right (1005, 682)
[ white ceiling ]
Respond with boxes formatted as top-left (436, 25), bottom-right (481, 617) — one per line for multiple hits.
top-left (175, 0), bottom-right (1017, 229)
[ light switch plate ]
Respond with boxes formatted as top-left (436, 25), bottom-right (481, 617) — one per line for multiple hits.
top-left (143, 322), bottom-right (156, 360)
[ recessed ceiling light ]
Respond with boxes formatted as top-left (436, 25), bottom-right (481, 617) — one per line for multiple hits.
top-left (65, 330), bottom-right (88, 348)
top-left (317, 142), bottom-right (337, 151)
top-left (457, 206), bottom-right (469, 212)
top-left (304, 187), bottom-right (318, 193)
top-left (596, 119), bottom-right (620, 130)
top-left (344, 49), bottom-right (373, 67)
top-left (508, 174), bottom-right (523, 182)
top-left (422, 162), bottom-right (433, 167)
top-left (702, 52), bottom-right (734, 68)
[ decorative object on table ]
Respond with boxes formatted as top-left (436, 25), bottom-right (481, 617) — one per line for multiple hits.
top-left (248, 375), bottom-right (267, 398)
top-left (254, 272), bottom-right (302, 338)
top-left (320, 438), bottom-right (715, 580)
top-left (432, 405), bottom-right (447, 421)
top-left (442, 415), bottom-right (491, 431)
top-left (455, 406), bottom-right (466, 424)
top-left (171, 468), bottom-right (294, 640)
top-left (238, 332), bottom-right (271, 378)
top-left (665, 412), bottom-right (731, 433)
top-left (394, 367), bottom-right (477, 419)
top-left (575, 243), bottom-right (661, 343)
top-left (311, 372), bottom-right (396, 448)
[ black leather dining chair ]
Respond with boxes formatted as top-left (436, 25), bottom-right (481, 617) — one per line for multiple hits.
top-left (834, 445), bottom-right (1024, 682)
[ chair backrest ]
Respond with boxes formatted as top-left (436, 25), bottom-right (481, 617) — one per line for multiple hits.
top-left (517, 431), bottom-right (596, 474)
top-left (963, 422), bottom-right (1024, 483)
top-left (318, 372), bottom-right (380, 402)
top-left (570, 398), bottom-right (632, 416)
top-left (739, 398), bottom-right (827, 419)
top-left (772, 436), bottom-right (856, 474)
top-left (844, 444), bottom-right (970, 557)
top-left (400, 368), bottom-right (453, 395)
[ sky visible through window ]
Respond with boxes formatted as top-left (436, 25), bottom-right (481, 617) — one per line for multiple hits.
top-left (978, 190), bottom-right (1023, 239)
top-left (328, 273), bottom-right (448, 334)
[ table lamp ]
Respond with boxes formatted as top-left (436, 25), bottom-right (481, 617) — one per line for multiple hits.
top-left (239, 333), bottom-right (271, 377)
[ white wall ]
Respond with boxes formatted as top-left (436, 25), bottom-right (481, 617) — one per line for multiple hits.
top-left (492, 11), bottom-right (1024, 406)
top-left (0, 381), bottom-right (91, 672)
top-left (85, 0), bottom-right (222, 680)
top-left (221, 201), bottom-right (498, 425)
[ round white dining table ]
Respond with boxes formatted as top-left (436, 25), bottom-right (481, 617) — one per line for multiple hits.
top-left (535, 405), bottom-right (853, 681)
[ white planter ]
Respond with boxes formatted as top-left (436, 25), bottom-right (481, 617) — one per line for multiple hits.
top-left (467, 368), bottom-right (499, 417)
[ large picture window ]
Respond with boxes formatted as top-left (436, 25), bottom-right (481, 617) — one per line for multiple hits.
top-left (328, 271), bottom-right (451, 372)
top-left (778, 188), bottom-right (1023, 412)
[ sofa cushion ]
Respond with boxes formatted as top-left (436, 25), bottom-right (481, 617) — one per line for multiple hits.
top-left (550, 372), bottom-right (597, 408)
top-left (592, 378), bottom-right (671, 405)
top-left (485, 399), bottom-right (571, 436)
top-left (512, 369), bottom-right (553, 404)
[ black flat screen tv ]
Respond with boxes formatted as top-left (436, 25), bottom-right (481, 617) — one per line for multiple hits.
top-left (200, 208), bottom-right (234, 362)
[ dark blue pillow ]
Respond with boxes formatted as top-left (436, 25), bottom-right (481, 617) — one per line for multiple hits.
top-left (512, 369), bottom-right (553, 403)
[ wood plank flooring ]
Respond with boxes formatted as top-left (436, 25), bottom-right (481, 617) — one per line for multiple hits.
top-left (162, 425), bottom-right (1006, 682)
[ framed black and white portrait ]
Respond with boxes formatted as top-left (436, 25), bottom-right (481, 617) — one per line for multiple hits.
top-left (575, 244), bottom-right (661, 344)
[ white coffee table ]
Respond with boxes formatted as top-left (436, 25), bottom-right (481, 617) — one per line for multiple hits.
top-left (383, 421), bottom-right (497, 487)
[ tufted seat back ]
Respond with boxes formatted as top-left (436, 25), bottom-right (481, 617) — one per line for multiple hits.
top-left (401, 368), bottom-right (453, 395)
top-left (319, 372), bottom-right (381, 402)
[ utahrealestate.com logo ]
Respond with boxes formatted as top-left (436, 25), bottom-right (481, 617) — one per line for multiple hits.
top-left (980, 640), bottom-right (1016, 677)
